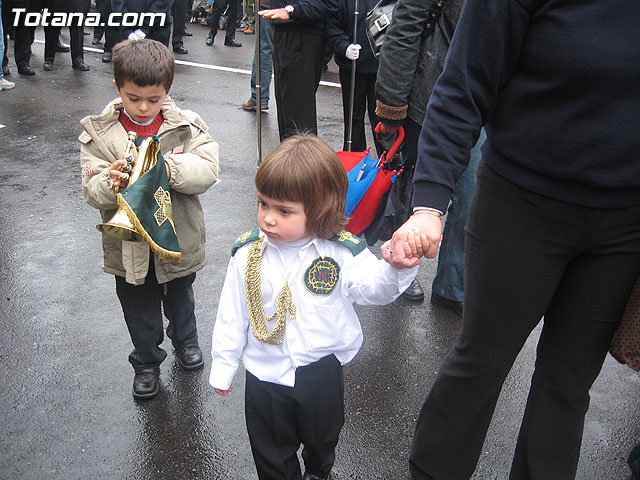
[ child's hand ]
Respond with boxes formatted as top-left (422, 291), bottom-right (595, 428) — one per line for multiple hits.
top-left (109, 159), bottom-right (129, 191)
top-left (215, 385), bottom-right (233, 397)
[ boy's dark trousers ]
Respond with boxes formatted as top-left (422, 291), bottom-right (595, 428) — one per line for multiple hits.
top-left (245, 355), bottom-right (345, 480)
top-left (115, 260), bottom-right (199, 369)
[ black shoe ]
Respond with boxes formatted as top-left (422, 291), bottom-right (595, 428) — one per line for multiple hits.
top-left (18, 65), bottom-right (35, 75)
top-left (401, 278), bottom-right (424, 302)
top-left (430, 292), bottom-right (463, 316)
top-left (56, 42), bottom-right (70, 52)
top-left (173, 45), bottom-right (189, 54)
top-left (3, 66), bottom-right (11, 76)
top-left (176, 345), bottom-right (204, 371)
top-left (224, 38), bottom-right (242, 47)
top-left (133, 367), bottom-right (160, 400)
top-left (72, 62), bottom-right (90, 71)
top-left (43, 61), bottom-right (54, 71)
top-left (91, 37), bottom-right (101, 45)
top-left (205, 35), bottom-right (214, 46)
top-left (102, 51), bottom-right (112, 63)
top-left (302, 473), bottom-right (331, 480)
top-left (183, 28), bottom-right (193, 36)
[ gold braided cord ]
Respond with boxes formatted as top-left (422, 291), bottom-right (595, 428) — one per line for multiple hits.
top-left (245, 237), bottom-right (296, 345)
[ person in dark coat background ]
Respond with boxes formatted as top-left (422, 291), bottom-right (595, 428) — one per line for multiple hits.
top-left (326, 0), bottom-right (383, 157)
top-left (43, 0), bottom-right (90, 71)
top-left (111, 0), bottom-right (173, 47)
top-left (259, 0), bottom-right (338, 141)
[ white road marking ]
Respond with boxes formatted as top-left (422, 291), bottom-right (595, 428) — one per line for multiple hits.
top-left (33, 39), bottom-right (341, 88)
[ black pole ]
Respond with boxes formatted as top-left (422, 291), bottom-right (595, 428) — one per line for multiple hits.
top-left (346, 0), bottom-right (359, 151)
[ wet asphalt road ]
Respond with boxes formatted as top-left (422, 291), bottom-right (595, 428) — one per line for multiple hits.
top-left (0, 23), bottom-right (639, 480)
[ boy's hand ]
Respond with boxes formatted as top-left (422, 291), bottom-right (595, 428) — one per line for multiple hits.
top-left (109, 159), bottom-right (129, 191)
top-left (215, 385), bottom-right (233, 397)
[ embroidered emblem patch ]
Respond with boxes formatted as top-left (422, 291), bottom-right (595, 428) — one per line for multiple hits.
top-left (304, 257), bottom-right (340, 296)
top-left (153, 186), bottom-right (175, 230)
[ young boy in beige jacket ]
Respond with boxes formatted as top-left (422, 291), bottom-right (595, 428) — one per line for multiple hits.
top-left (80, 39), bottom-right (219, 400)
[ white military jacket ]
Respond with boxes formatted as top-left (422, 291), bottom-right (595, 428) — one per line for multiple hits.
top-left (210, 229), bottom-right (418, 389)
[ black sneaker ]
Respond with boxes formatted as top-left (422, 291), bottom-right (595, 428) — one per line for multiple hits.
top-left (430, 291), bottom-right (463, 316)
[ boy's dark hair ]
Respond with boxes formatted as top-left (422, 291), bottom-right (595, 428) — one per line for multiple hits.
top-left (255, 133), bottom-right (348, 239)
top-left (112, 39), bottom-right (174, 92)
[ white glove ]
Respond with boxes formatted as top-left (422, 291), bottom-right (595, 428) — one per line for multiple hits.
top-left (128, 29), bottom-right (147, 41)
top-left (345, 43), bottom-right (361, 61)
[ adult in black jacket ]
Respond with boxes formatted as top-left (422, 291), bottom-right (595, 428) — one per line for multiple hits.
top-left (111, 0), bottom-right (172, 47)
top-left (259, 0), bottom-right (338, 140)
top-left (384, 0), bottom-right (640, 478)
top-left (326, 0), bottom-right (382, 156)
top-left (43, 0), bottom-right (89, 71)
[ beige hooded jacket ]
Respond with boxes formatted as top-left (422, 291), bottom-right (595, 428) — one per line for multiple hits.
top-left (80, 96), bottom-right (219, 285)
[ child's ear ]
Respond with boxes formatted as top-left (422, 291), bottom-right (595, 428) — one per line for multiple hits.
top-left (113, 79), bottom-right (120, 95)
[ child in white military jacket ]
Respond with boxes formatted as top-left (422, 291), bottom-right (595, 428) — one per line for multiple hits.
top-left (210, 134), bottom-right (418, 480)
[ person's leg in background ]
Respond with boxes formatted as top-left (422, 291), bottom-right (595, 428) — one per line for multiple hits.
top-left (0, 0), bottom-right (15, 90)
top-left (92, 0), bottom-right (105, 43)
top-left (243, 14), bottom-right (273, 111)
top-left (430, 128), bottom-right (486, 315)
top-left (171, 0), bottom-right (188, 54)
top-left (272, 30), bottom-right (324, 140)
top-left (364, 72), bottom-right (383, 158)
top-left (1, 2), bottom-right (10, 76)
top-left (222, 0), bottom-right (240, 46)
top-left (42, 23), bottom-right (60, 70)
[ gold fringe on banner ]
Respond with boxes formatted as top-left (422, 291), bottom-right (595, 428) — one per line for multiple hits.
top-left (117, 194), bottom-right (183, 263)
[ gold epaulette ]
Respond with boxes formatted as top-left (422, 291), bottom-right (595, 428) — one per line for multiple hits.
top-left (231, 228), bottom-right (261, 256)
top-left (328, 230), bottom-right (366, 256)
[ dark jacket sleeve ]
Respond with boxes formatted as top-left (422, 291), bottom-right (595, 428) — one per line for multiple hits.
top-left (271, 0), bottom-right (339, 21)
top-left (412, 0), bottom-right (536, 211)
top-left (326, 0), bottom-right (350, 60)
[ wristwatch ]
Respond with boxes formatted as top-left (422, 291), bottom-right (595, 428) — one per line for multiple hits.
top-left (284, 4), bottom-right (295, 17)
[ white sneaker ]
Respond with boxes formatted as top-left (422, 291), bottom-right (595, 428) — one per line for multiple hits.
top-left (0, 77), bottom-right (15, 91)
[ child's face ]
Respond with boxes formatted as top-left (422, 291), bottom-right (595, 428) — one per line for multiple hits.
top-left (114, 80), bottom-right (167, 124)
top-left (257, 193), bottom-right (308, 242)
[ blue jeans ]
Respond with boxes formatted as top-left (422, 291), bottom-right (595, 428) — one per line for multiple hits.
top-left (250, 17), bottom-right (273, 106)
top-left (431, 128), bottom-right (486, 302)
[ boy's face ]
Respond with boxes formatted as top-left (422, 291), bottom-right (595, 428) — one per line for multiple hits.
top-left (257, 193), bottom-right (308, 243)
top-left (115, 80), bottom-right (167, 124)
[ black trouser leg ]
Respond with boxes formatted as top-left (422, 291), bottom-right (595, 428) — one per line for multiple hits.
top-left (208, 0), bottom-right (227, 39)
top-left (69, 25), bottom-right (84, 64)
top-left (93, 0), bottom-right (105, 40)
top-left (43, 26), bottom-right (60, 63)
top-left (223, 0), bottom-right (238, 41)
top-left (272, 30), bottom-right (324, 140)
top-left (163, 272), bottom-right (199, 348)
top-left (145, 26), bottom-right (171, 47)
top-left (13, 24), bottom-right (34, 68)
top-left (115, 262), bottom-right (167, 369)
top-left (409, 162), bottom-right (640, 480)
top-left (172, 0), bottom-right (187, 47)
top-left (245, 355), bottom-right (345, 480)
top-left (339, 68), bottom-right (369, 153)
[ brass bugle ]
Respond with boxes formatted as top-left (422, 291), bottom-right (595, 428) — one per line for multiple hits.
top-left (111, 131), bottom-right (138, 193)
top-left (97, 136), bottom-right (158, 241)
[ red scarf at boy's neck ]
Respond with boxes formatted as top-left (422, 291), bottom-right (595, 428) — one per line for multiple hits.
top-left (118, 110), bottom-right (164, 138)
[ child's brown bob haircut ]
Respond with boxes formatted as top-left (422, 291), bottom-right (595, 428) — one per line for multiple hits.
top-left (112, 39), bottom-right (175, 93)
top-left (255, 133), bottom-right (348, 239)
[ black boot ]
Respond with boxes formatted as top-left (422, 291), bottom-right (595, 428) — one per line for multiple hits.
top-left (302, 473), bottom-right (330, 480)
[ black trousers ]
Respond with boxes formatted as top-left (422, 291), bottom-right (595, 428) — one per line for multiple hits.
top-left (115, 260), bottom-right (199, 369)
top-left (93, 0), bottom-right (118, 52)
top-left (338, 69), bottom-right (383, 157)
top-left (409, 162), bottom-right (640, 480)
top-left (208, 0), bottom-right (238, 42)
top-left (171, 0), bottom-right (187, 48)
top-left (44, 25), bottom-right (84, 64)
top-left (272, 29), bottom-right (324, 141)
top-left (245, 355), bottom-right (345, 480)
top-left (4, 0), bottom-right (39, 69)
